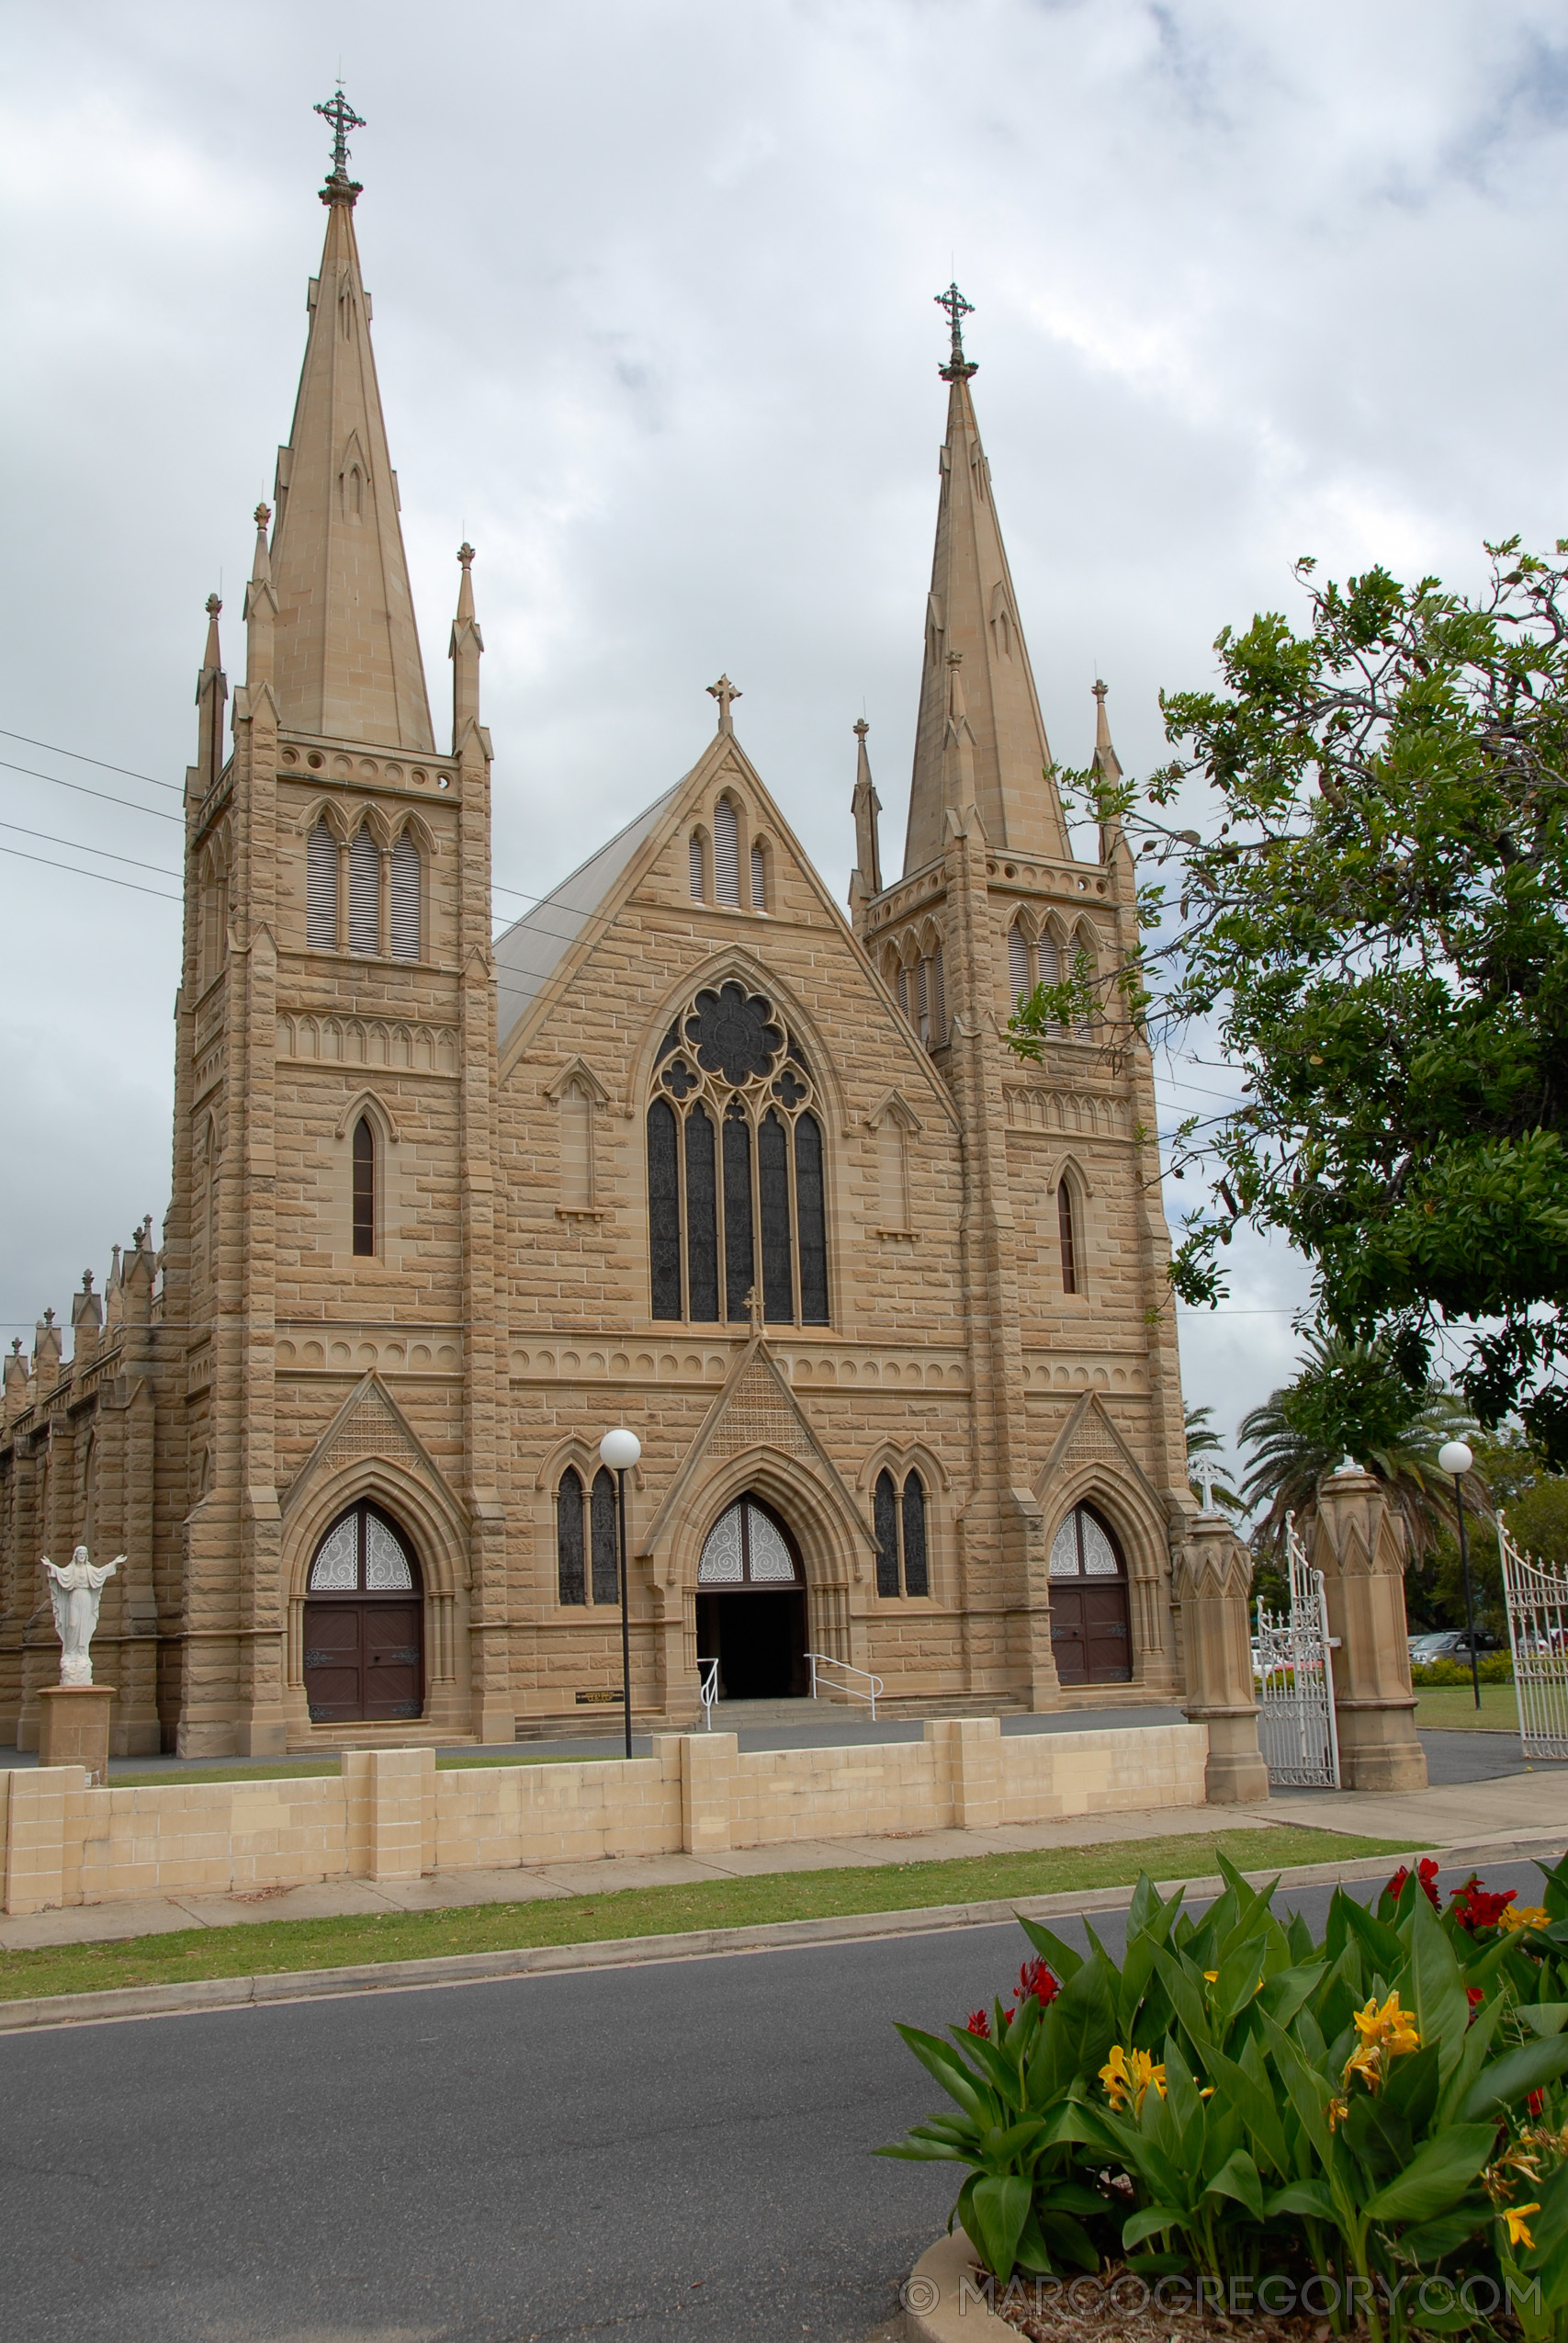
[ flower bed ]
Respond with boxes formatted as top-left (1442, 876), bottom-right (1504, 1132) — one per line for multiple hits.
top-left (885, 1852), bottom-right (1568, 2341)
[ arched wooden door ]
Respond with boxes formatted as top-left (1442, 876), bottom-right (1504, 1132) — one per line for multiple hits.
top-left (303, 1502), bottom-right (424, 1724)
top-left (694, 1496), bottom-right (807, 1699)
top-left (1047, 1503), bottom-right (1132, 1685)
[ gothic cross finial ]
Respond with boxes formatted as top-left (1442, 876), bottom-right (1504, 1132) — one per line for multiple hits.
top-left (853, 718), bottom-right (869, 740)
top-left (314, 85), bottom-right (366, 186)
top-left (457, 541), bottom-right (475, 570)
top-left (936, 281), bottom-right (976, 379)
top-left (707, 674), bottom-right (742, 735)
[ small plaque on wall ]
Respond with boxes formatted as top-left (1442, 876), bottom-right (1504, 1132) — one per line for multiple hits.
top-left (575, 1689), bottom-right (624, 1706)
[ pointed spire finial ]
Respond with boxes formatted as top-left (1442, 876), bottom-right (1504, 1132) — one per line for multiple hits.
top-left (206, 593), bottom-right (221, 619)
top-left (936, 281), bottom-right (976, 380)
top-left (853, 717), bottom-right (869, 740)
top-left (707, 674), bottom-right (742, 735)
top-left (314, 86), bottom-right (366, 206)
top-left (457, 541), bottom-right (475, 570)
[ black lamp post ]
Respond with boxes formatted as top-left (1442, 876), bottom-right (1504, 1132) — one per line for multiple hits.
top-left (599, 1427), bottom-right (641, 1759)
top-left (1438, 1438), bottom-right (1481, 1712)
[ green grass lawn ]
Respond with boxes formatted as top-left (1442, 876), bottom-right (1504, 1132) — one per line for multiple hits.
top-left (0, 1824), bottom-right (1410, 2005)
top-left (1416, 1684), bottom-right (1524, 1734)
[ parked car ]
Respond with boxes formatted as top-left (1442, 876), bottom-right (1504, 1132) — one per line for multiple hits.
top-left (1408, 1628), bottom-right (1501, 1664)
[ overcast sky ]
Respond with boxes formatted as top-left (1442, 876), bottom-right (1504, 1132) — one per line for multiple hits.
top-left (3, 0), bottom-right (1566, 1476)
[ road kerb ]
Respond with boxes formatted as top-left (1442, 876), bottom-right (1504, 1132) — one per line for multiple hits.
top-left (0, 1833), bottom-right (1557, 2035)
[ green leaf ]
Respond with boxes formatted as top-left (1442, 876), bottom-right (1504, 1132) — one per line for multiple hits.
top-left (965, 2175), bottom-right (1032, 2279)
top-left (1460, 2033), bottom-right (1568, 2121)
top-left (1205, 2149), bottom-right (1264, 2220)
top-left (1266, 2179), bottom-right (1337, 2222)
top-left (1518, 2003), bottom-right (1568, 2037)
top-left (1409, 1888), bottom-right (1472, 2074)
top-left (1361, 2122), bottom-right (1495, 2223)
top-left (1032, 2210), bottom-right (1100, 2272)
top-left (1122, 2206), bottom-right (1188, 2250)
top-left (1016, 1916), bottom-right (1084, 1983)
top-left (893, 2024), bottom-right (989, 2122)
top-left (1398, 2208), bottom-right (1485, 2261)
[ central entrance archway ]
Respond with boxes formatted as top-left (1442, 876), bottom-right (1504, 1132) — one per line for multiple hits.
top-left (694, 1496), bottom-right (807, 1700)
top-left (303, 1501), bottom-right (424, 1724)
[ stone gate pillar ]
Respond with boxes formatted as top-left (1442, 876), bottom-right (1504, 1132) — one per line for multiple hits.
top-left (1175, 1504), bottom-right (1269, 1804)
top-left (1310, 1464), bottom-right (1427, 1793)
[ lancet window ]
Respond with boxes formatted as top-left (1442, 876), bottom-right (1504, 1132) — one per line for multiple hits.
top-left (646, 980), bottom-right (829, 1325)
top-left (885, 932), bottom-right (946, 1053)
top-left (557, 1465), bottom-right (622, 1606)
top-left (874, 1468), bottom-right (930, 1598)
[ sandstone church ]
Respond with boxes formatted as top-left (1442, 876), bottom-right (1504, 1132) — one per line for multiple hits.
top-left (0, 118), bottom-right (1201, 1758)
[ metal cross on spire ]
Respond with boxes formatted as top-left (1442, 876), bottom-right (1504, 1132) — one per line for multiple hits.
top-left (936, 280), bottom-right (976, 380)
top-left (314, 86), bottom-right (366, 184)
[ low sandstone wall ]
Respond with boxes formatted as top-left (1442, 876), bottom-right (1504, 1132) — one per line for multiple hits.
top-left (0, 1716), bottom-right (1210, 1916)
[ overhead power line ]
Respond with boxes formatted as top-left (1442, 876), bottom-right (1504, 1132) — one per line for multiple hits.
top-left (0, 726), bottom-right (182, 791)
top-left (0, 755), bottom-right (185, 824)
top-left (0, 843), bottom-right (181, 903)
top-left (0, 817), bottom-right (181, 881)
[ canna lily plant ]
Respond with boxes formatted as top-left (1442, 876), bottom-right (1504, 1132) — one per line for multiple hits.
top-left (883, 1850), bottom-right (1568, 2339)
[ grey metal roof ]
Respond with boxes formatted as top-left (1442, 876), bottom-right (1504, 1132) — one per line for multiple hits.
top-left (493, 781), bottom-right (682, 1048)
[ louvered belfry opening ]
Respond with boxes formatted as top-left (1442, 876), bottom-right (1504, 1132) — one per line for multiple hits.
top-left (307, 819), bottom-right (338, 947)
top-left (302, 1501), bottom-right (423, 1723)
top-left (694, 1496), bottom-right (808, 1700)
top-left (646, 982), bottom-right (829, 1325)
top-left (389, 832), bottom-right (420, 959)
top-left (348, 831), bottom-right (378, 955)
top-left (713, 798), bottom-right (740, 905)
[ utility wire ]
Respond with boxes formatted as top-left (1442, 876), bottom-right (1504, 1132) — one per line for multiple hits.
top-left (0, 756), bottom-right (185, 824)
top-left (0, 843), bottom-right (180, 903)
top-left (0, 818), bottom-right (180, 881)
top-left (0, 726), bottom-right (182, 791)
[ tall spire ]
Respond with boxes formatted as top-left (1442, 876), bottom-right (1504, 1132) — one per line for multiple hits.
top-left (902, 288), bottom-right (1067, 873)
top-left (265, 94), bottom-right (435, 752)
top-left (1091, 676), bottom-right (1127, 868)
top-left (849, 716), bottom-right (882, 909)
top-left (190, 593), bottom-right (227, 800)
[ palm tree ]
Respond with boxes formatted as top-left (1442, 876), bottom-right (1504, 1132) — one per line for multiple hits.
top-left (1185, 1404), bottom-right (1243, 1513)
top-left (1237, 1333), bottom-right (1488, 1558)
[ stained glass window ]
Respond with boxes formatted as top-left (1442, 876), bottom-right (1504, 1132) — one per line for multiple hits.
top-left (758, 1109), bottom-right (792, 1322)
top-left (1058, 1181), bottom-right (1077, 1294)
top-left (902, 1474), bottom-right (929, 1597)
top-left (557, 1468), bottom-right (585, 1604)
top-left (366, 1515), bottom-right (414, 1590)
top-left (1049, 1506), bottom-right (1124, 1579)
top-left (591, 1467), bottom-right (620, 1604)
top-left (648, 1101), bottom-right (681, 1319)
top-left (309, 1515), bottom-right (357, 1590)
top-left (723, 1103), bottom-right (753, 1321)
top-left (352, 1117), bottom-right (376, 1257)
top-left (874, 1471), bottom-right (899, 1598)
top-left (697, 1504), bottom-right (744, 1583)
top-left (685, 1104), bottom-right (719, 1321)
top-left (795, 1113), bottom-right (828, 1324)
top-left (307, 1504), bottom-right (421, 1595)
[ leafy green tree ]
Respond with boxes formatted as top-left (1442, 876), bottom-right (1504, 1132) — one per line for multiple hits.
top-left (1235, 1332), bottom-right (1484, 1561)
top-left (1010, 542), bottom-right (1568, 1458)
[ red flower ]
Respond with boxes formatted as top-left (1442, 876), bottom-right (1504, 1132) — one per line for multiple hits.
top-left (1450, 1874), bottom-right (1517, 1934)
top-left (1466, 1986), bottom-right (1484, 2022)
top-left (1528, 2090), bottom-right (1546, 2118)
top-left (1386, 1858), bottom-right (1442, 1909)
top-left (965, 2009), bottom-right (991, 2038)
top-left (1013, 1958), bottom-right (1061, 2010)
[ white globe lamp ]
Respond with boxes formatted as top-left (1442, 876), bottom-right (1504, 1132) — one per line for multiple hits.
top-left (599, 1428), bottom-right (641, 1473)
top-left (1438, 1440), bottom-right (1472, 1478)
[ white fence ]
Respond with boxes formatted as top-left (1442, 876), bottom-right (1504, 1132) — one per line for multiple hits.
top-left (1256, 1512), bottom-right (1341, 1789)
top-left (1500, 1511), bottom-right (1568, 1761)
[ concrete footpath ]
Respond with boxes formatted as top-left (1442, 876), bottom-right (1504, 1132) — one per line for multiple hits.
top-left (0, 1744), bottom-right (1561, 1958)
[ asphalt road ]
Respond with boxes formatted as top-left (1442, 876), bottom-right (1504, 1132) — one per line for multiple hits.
top-left (0, 1859), bottom-right (1551, 2343)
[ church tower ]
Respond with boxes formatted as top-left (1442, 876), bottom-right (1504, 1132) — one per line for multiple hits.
top-left (853, 287), bottom-right (1189, 1705)
top-left (171, 98), bottom-right (504, 1755)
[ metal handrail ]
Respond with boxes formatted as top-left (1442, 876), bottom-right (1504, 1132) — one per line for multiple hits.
top-left (805, 1651), bottom-right (884, 1719)
top-left (697, 1656), bottom-right (719, 1730)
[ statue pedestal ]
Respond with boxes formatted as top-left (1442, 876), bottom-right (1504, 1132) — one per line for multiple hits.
top-left (37, 1684), bottom-right (115, 1786)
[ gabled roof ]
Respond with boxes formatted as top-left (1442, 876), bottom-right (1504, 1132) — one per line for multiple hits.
top-left (493, 780), bottom-right (682, 1048)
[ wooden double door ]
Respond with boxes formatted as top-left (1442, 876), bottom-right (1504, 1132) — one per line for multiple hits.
top-left (303, 1502), bottom-right (424, 1725)
top-left (1048, 1503), bottom-right (1134, 1686)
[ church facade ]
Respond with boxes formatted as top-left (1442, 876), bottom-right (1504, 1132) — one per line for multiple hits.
top-left (0, 138), bottom-right (1198, 1758)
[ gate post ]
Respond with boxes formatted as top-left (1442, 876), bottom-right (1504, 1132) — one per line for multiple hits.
top-left (1310, 1465), bottom-right (1427, 1793)
top-left (1175, 1505), bottom-right (1269, 1804)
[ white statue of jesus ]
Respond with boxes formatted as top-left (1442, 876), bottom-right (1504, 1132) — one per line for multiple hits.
top-left (40, 1547), bottom-right (123, 1685)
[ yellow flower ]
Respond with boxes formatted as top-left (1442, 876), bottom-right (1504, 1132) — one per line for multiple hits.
top-left (1354, 1990), bottom-right (1421, 2057)
top-left (1327, 2095), bottom-right (1349, 2133)
top-left (1100, 2043), bottom-right (1168, 2115)
top-left (1505, 2204), bottom-right (1541, 2250)
top-left (1203, 1971), bottom-right (1219, 1984)
top-left (1502, 1907), bottom-right (1551, 1932)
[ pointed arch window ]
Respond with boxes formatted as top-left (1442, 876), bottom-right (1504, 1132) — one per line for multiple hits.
top-left (689, 834), bottom-right (705, 900)
top-left (874, 1467), bottom-right (931, 1597)
top-left (352, 1116), bottom-right (376, 1257)
top-left (389, 833), bottom-right (421, 960)
top-left (750, 840), bottom-right (767, 911)
top-left (591, 1467), bottom-right (620, 1603)
top-left (647, 981), bottom-right (829, 1325)
top-left (555, 1466), bottom-right (621, 1607)
top-left (307, 821), bottom-right (338, 950)
top-left (349, 832), bottom-right (379, 956)
top-left (713, 799), bottom-right (740, 905)
top-left (557, 1467), bottom-right (586, 1604)
top-left (1008, 922), bottom-right (1031, 1002)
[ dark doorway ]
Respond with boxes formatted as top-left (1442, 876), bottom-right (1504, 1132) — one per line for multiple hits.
top-left (302, 1501), bottom-right (424, 1724)
top-left (694, 1495), bottom-right (808, 1699)
top-left (697, 1587), bottom-right (808, 1699)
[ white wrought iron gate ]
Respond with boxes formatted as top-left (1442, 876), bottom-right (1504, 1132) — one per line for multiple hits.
top-left (1255, 1512), bottom-right (1341, 1789)
top-left (1501, 1511), bottom-right (1568, 1761)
